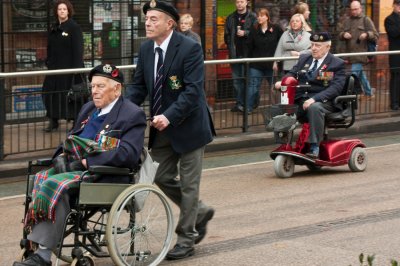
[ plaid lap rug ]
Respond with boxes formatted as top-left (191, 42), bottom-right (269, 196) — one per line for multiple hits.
top-left (25, 135), bottom-right (107, 229)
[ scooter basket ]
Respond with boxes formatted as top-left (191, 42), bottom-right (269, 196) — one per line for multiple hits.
top-left (264, 104), bottom-right (298, 126)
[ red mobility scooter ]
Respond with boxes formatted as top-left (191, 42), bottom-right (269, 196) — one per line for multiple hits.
top-left (268, 75), bottom-right (367, 178)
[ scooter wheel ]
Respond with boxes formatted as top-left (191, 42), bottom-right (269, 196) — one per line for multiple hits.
top-left (348, 147), bottom-right (367, 172)
top-left (274, 155), bottom-right (295, 178)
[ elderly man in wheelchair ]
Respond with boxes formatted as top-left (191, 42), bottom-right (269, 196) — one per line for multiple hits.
top-left (271, 32), bottom-right (367, 178)
top-left (14, 64), bottom-right (173, 266)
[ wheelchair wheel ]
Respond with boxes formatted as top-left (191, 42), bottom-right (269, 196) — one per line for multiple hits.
top-left (106, 184), bottom-right (174, 266)
top-left (274, 155), bottom-right (295, 178)
top-left (348, 147), bottom-right (367, 172)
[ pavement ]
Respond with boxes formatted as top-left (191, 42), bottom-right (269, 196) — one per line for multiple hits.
top-left (1, 111), bottom-right (400, 179)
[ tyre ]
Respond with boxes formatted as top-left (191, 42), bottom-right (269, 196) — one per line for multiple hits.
top-left (274, 155), bottom-right (295, 178)
top-left (348, 147), bottom-right (367, 172)
top-left (107, 184), bottom-right (174, 266)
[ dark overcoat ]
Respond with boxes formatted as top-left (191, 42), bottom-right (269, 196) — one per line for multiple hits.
top-left (126, 31), bottom-right (215, 154)
top-left (53, 97), bottom-right (146, 182)
top-left (384, 11), bottom-right (400, 68)
top-left (42, 18), bottom-right (85, 120)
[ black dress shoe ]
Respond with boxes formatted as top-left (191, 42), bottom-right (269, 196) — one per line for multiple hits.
top-left (195, 208), bottom-right (215, 244)
top-left (166, 244), bottom-right (194, 260)
top-left (13, 254), bottom-right (51, 266)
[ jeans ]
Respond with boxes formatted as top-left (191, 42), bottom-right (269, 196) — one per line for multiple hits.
top-left (231, 63), bottom-right (245, 107)
top-left (248, 68), bottom-right (273, 111)
top-left (351, 63), bottom-right (372, 96)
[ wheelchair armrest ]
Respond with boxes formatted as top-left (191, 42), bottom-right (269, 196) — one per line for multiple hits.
top-left (88, 165), bottom-right (132, 176)
top-left (29, 158), bottom-right (53, 167)
top-left (334, 95), bottom-right (356, 105)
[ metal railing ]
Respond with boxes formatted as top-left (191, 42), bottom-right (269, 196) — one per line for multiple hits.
top-left (1, 50), bottom-right (399, 160)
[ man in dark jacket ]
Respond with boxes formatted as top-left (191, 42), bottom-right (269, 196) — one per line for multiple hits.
top-left (125, 0), bottom-right (216, 260)
top-left (275, 33), bottom-right (346, 158)
top-left (224, 0), bottom-right (257, 112)
top-left (384, 0), bottom-right (400, 110)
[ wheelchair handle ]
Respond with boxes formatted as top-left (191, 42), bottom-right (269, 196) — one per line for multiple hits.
top-left (334, 95), bottom-right (356, 105)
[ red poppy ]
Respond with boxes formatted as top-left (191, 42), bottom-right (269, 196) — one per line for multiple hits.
top-left (111, 69), bottom-right (119, 77)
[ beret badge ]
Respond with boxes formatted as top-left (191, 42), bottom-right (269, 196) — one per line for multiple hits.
top-left (103, 64), bottom-right (113, 73)
top-left (150, 0), bottom-right (156, 8)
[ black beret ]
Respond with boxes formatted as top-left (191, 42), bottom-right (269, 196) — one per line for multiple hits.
top-left (88, 64), bottom-right (124, 84)
top-left (394, 0), bottom-right (400, 4)
top-left (310, 32), bottom-right (332, 42)
top-left (143, 0), bottom-right (180, 22)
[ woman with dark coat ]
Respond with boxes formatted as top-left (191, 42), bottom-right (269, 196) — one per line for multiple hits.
top-left (42, 0), bottom-right (85, 132)
top-left (246, 8), bottom-right (283, 112)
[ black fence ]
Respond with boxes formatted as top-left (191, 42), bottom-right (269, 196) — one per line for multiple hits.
top-left (0, 52), bottom-right (399, 160)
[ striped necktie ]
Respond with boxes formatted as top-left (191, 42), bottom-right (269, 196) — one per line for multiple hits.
top-left (152, 47), bottom-right (164, 116)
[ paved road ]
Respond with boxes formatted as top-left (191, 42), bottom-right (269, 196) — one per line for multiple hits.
top-left (1, 132), bottom-right (400, 265)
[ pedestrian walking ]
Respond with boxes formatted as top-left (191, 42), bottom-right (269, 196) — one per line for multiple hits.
top-left (125, 0), bottom-right (216, 260)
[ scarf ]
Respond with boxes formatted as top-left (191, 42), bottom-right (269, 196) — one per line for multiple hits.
top-left (25, 135), bottom-right (109, 230)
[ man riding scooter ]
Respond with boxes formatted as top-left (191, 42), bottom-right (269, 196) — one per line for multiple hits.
top-left (274, 32), bottom-right (346, 158)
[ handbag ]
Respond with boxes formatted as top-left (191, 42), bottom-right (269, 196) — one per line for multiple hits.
top-left (135, 149), bottom-right (159, 211)
top-left (363, 17), bottom-right (377, 60)
top-left (67, 74), bottom-right (90, 103)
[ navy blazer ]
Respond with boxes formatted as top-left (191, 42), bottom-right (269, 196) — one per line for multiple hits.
top-left (54, 97), bottom-right (146, 170)
top-left (126, 31), bottom-right (215, 154)
top-left (287, 52), bottom-right (346, 103)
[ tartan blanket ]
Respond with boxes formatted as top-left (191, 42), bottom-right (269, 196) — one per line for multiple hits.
top-left (25, 135), bottom-right (108, 229)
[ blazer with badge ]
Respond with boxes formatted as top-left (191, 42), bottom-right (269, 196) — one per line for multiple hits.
top-left (53, 97), bottom-right (146, 171)
top-left (126, 31), bottom-right (216, 154)
top-left (287, 52), bottom-right (346, 103)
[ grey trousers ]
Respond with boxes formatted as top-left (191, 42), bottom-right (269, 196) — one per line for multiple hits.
top-left (297, 100), bottom-right (336, 144)
top-left (28, 193), bottom-right (71, 250)
top-left (150, 132), bottom-right (209, 247)
top-left (307, 102), bottom-right (336, 144)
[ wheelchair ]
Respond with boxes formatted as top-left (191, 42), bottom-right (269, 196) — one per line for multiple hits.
top-left (268, 74), bottom-right (368, 178)
top-left (17, 150), bottom-right (174, 266)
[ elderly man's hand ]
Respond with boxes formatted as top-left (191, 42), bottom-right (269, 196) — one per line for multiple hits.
top-left (303, 98), bottom-right (315, 110)
top-left (274, 81), bottom-right (282, 90)
top-left (151, 115), bottom-right (170, 131)
top-left (82, 159), bottom-right (87, 169)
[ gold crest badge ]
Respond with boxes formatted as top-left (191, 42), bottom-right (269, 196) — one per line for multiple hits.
top-left (168, 76), bottom-right (182, 90)
top-left (150, 0), bottom-right (156, 8)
